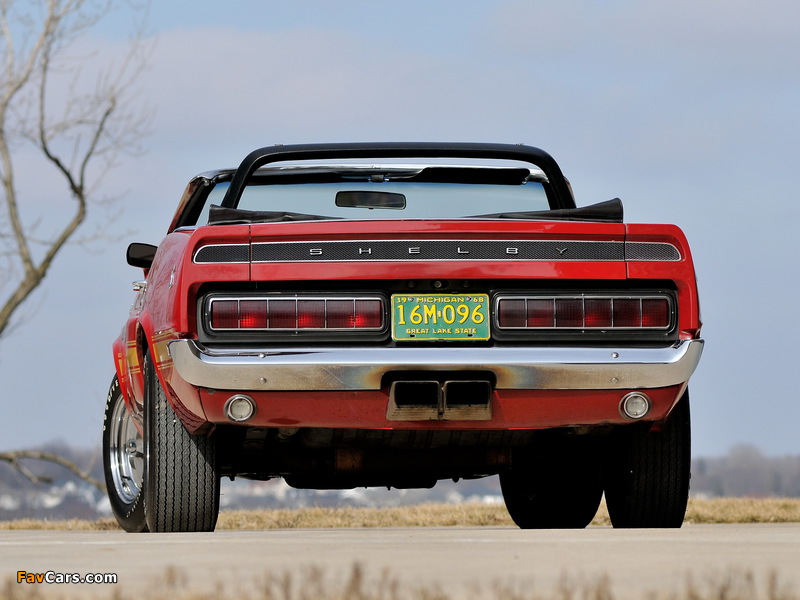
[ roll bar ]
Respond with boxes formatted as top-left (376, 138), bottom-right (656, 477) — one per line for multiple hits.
top-left (219, 142), bottom-right (576, 210)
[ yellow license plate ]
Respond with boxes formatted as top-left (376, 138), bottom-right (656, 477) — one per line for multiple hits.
top-left (391, 294), bottom-right (490, 341)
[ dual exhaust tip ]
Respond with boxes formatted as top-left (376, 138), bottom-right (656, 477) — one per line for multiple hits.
top-left (221, 381), bottom-right (495, 424)
top-left (387, 379), bottom-right (493, 421)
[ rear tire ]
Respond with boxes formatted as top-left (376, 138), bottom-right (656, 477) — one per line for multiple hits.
top-left (603, 390), bottom-right (691, 528)
top-left (143, 355), bottom-right (220, 532)
top-left (500, 438), bottom-right (603, 529)
top-left (102, 375), bottom-right (148, 532)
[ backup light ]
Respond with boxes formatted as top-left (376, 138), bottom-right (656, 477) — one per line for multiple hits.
top-left (620, 392), bottom-right (651, 420)
top-left (224, 394), bottom-right (256, 422)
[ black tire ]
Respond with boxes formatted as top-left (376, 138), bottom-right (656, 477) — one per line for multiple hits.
top-left (102, 375), bottom-right (148, 532)
top-left (143, 355), bottom-right (220, 532)
top-left (603, 390), bottom-right (691, 528)
top-left (500, 438), bottom-right (603, 529)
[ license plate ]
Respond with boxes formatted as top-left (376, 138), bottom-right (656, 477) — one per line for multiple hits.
top-left (391, 294), bottom-right (490, 341)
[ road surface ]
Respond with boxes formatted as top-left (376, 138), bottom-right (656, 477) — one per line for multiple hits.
top-left (3, 524), bottom-right (799, 598)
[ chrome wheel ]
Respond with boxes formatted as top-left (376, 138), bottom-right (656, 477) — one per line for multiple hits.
top-left (108, 398), bottom-right (144, 504)
top-left (103, 375), bottom-right (147, 532)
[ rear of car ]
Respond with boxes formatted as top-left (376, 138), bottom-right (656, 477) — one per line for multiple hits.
top-left (102, 143), bottom-right (702, 532)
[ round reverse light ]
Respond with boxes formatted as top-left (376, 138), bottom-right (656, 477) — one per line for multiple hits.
top-left (620, 392), bottom-right (651, 420)
top-left (225, 394), bottom-right (257, 422)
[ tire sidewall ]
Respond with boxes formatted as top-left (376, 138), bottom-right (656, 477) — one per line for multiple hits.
top-left (143, 354), bottom-right (220, 532)
top-left (143, 355), bottom-right (158, 532)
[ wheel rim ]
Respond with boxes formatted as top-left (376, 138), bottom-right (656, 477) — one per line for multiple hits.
top-left (108, 397), bottom-right (144, 504)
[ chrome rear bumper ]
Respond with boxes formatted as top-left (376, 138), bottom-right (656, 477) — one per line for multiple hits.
top-left (168, 339), bottom-right (703, 392)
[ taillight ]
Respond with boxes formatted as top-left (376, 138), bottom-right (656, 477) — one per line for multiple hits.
top-left (495, 295), bottom-right (672, 330)
top-left (326, 300), bottom-right (356, 329)
top-left (210, 300), bottom-right (239, 329)
top-left (641, 299), bottom-right (669, 328)
top-left (239, 300), bottom-right (268, 328)
top-left (208, 296), bottom-right (385, 331)
top-left (355, 300), bottom-right (383, 328)
top-left (297, 300), bottom-right (325, 329)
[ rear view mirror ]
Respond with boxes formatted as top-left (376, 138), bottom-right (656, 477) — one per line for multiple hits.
top-left (335, 191), bottom-right (406, 210)
top-left (127, 242), bottom-right (157, 269)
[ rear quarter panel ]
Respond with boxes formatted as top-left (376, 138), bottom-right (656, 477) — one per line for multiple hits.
top-left (625, 223), bottom-right (701, 337)
top-left (114, 227), bottom-right (251, 432)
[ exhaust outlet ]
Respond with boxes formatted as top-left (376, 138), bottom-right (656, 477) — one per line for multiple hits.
top-left (387, 381), bottom-right (441, 421)
top-left (442, 380), bottom-right (493, 420)
top-left (385, 376), bottom-right (494, 421)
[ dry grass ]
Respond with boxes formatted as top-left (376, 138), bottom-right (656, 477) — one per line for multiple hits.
top-left (2, 498), bottom-right (800, 531)
top-left (215, 497), bottom-right (800, 530)
top-left (684, 497), bottom-right (800, 524)
top-left (217, 502), bottom-right (515, 530)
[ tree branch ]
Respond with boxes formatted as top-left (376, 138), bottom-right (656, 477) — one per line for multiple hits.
top-left (0, 450), bottom-right (106, 493)
top-left (0, 0), bottom-right (151, 339)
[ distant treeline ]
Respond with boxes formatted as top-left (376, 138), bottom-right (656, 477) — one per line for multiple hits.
top-left (2, 441), bottom-right (800, 508)
top-left (691, 444), bottom-right (800, 497)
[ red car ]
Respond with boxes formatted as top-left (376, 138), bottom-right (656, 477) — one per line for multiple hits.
top-left (102, 143), bottom-right (703, 532)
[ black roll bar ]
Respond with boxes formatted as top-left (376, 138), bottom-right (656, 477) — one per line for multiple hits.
top-left (219, 142), bottom-right (576, 210)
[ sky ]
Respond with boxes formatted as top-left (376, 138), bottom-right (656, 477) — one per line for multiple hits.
top-left (1, 0), bottom-right (799, 457)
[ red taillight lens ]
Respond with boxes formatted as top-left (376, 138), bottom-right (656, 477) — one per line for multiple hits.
top-left (496, 295), bottom-right (672, 331)
top-left (268, 300), bottom-right (297, 329)
top-left (355, 300), bottom-right (383, 328)
top-left (613, 299), bottom-right (642, 328)
top-left (326, 300), bottom-right (355, 328)
top-left (584, 299), bottom-right (613, 328)
top-left (498, 299), bottom-right (526, 328)
top-left (239, 300), bottom-right (267, 329)
top-left (297, 300), bottom-right (326, 328)
top-left (208, 296), bottom-right (384, 331)
top-left (210, 300), bottom-right (239, 329)
top-left (642, 298), bottom-right (670, 328)
top-left (555, 299), bottom-right (583, 328)
top-left (527, 299), bottom-right (555, 328)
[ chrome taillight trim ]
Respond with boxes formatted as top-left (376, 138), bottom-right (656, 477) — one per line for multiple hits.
top-left (493, 294), bottom-right (675, 331)
top-left (205, 295), bottom-right (386, 332)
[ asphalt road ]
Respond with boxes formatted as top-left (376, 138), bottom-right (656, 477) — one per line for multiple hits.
top-left (3, 524), bottom-right (799, 598)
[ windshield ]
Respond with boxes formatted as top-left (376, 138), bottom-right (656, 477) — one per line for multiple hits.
top-left (196, 168), bottom-right (551, 224)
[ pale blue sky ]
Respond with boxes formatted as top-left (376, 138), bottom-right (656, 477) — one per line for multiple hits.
top-left (2, 0), bottom-right (799, 456)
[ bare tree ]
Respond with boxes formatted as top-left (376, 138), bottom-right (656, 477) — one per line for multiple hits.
top-left (0, 0), bottom-right (150, 491)
top-left (0, 0), bottom-right (150, 338)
